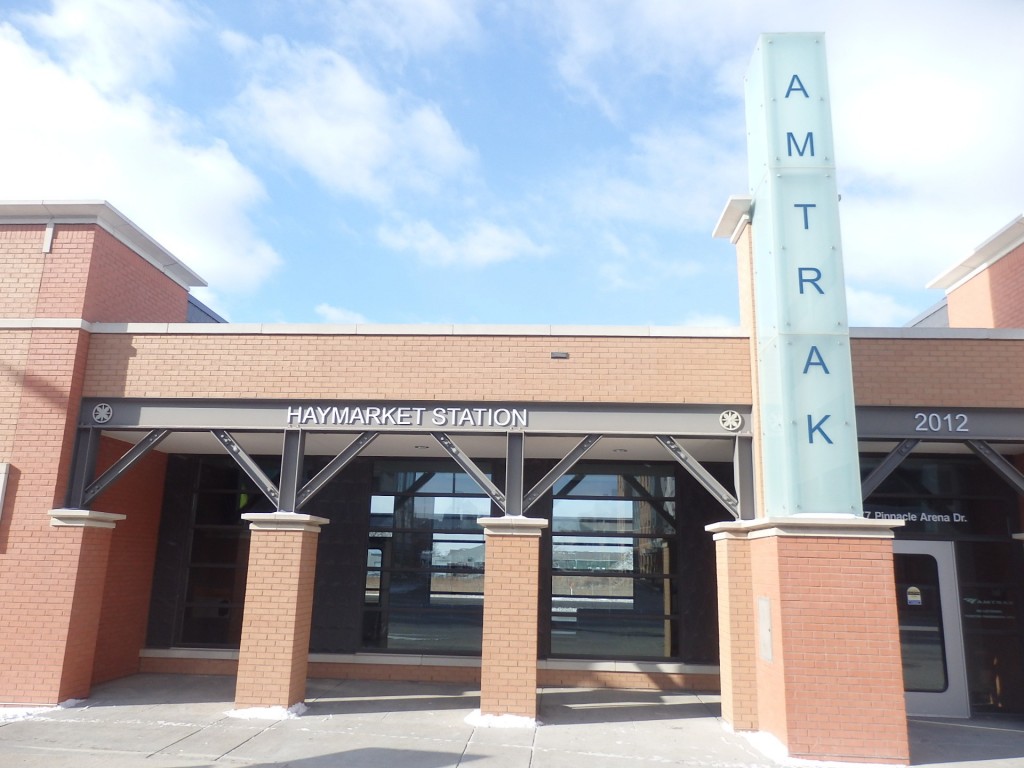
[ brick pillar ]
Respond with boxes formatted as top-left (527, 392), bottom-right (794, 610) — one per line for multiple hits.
top-left (478, 515), bottom-right (547, 719)
top-left (707, 517), bottom-right (909, 765)
top-left (47, 508), bottom-right (126, 701)
top-left (713, 532), bottom-right (757, 730)
top-left (234, 512), bottom-right (327, 710)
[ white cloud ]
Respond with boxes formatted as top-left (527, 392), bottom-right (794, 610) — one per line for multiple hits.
top-left (0, 22), bottom-right (279, 297)
top-left (17, 0), bottom-right (198, 94)
top-left (570, 123), bottom-right (746, 232)
top-left (845, 287), bottom-right (919, 327)
top-left (541, 0), bottom-right (1024, 304)
top-left (314, 303), bottom-right (368, 323)
top-left (679, 311), bottom-right (738, 328)
top-left (327, 0), bottom-right (482, 56)
top-left (222, 34), bottom-right (476, 204)
top-left (378, 219), bottom-right (546, 266)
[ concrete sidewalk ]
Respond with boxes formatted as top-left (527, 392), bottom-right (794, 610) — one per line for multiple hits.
top-left (0, 674), bottom-right (1023, 767)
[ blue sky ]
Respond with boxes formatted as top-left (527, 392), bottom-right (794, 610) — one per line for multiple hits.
top-left (1, 0), bottom-right (1022, 327)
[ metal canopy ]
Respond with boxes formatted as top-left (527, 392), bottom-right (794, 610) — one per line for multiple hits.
top-left (523, 435), bottom-right (601, 513)
top-left (71, 429), bottom-right (169, 507)
top-left (967, 440), bottom-right (1024, 497)
top-left (656, 435), bottom-right (740, 520)
top-left (861, 439), bottom-right (920, 500)
top-left (296, 432), bottom-right (377, 510)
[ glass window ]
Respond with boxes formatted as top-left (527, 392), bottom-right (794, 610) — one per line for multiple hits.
top-left (549, 464), bottom-right (678, 660)
top-left (362, 460), bottom-right (491, 654)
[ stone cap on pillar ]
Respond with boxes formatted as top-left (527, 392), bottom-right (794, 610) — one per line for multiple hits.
top-left (706, 514), bottom-right (904, 541)
top-left (242, 512), bottom-right (329, 532)
top-left (478, 515), bottom-right (548, 537)
top-left (49, 508), bottom-right (127, 529)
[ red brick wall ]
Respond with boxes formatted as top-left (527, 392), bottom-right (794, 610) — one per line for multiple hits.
top-left (947, 241), bottom-right (1024, 328)
top-left (753, 535), bottom-right (909, 764)
top-left (91, 437), bottom-right (167, 685)
top-left (83, 228), bottom-right (188, 323)
top-left (0, 329), bottom-right (94, 703)
top-left (33, 226), bottom-right (95, 318)
top-left (0, 226), bottom-right (49, 318)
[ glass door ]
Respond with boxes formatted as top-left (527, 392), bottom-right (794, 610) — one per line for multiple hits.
top-left (894, 540), bottom-right (970, 717)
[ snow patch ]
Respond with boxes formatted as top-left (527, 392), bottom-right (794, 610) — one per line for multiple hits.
top-left (226, 702), bottom-right (308, 720)
top-left (741, 728), bottom-right (907, 768)
top-left (0, 698), bottom-right (84, 722)
top-left (465, 709), bottom-right (537, 729)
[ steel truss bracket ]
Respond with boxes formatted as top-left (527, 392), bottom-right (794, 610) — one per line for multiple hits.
top-left (211, 429), bottom-right (280, 506)
top-left (656, 435), bottom-right (739, 519)
top-left (967, 440), bottom-right (1024, 497)
top-left (861, 438), bottom-right (920, 500)
top-left (297, 432), bottom-right (378, 510)
top-left (82, 429), bottom-right (170, 507)
top-left (432, 432), bottom-right (507, 511)
top-left (523, 435), bottom-right (601, 514)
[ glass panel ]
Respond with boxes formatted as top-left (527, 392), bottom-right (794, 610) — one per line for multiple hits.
top-left (190, 527), bottom-right (247, 565)
top-left (370, 496), bottom-right (490, 530)
top-left (552, 499), bottom-right (675, 535)
top-left (958, 541), bottom-right (1024, 712)
top-left (373, 462), bottom-right (489, 495)
top-left (553, 536), bottom-right (670, 577)
top-left (894, 553), bottom-right (948, 692)
top-left (553, 468), bottom-right (676, 499)
top-left (194, 492), bottom-right (244, 526)
top-left (551, 610), bottom-right (669, 658)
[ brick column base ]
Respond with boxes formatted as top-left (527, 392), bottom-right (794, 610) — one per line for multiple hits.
top-left (48, 509), bottom-right (126, 702)
top-left (712, 533), bottom-right (757, 730)
top-left (478, 515), bottom-right (547, 719)
top-left (234, 512), bottom-right (327, 710)
top-left (708, 517), bottom-right (909, 765)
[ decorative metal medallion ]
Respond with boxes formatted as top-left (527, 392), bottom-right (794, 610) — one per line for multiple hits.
top-left (719, 409), bottom-right (743, 432)
top-left (92, 403), bottom-right (113, 424)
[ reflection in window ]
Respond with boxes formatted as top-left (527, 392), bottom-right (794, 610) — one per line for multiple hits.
top-left (363, 461), bottom-right (491, 654)
top-left (550, 465), bottom-right (678, 660)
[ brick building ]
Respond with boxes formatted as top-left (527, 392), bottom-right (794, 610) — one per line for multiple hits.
top-left (1, 198), bottom-right (1023, 764)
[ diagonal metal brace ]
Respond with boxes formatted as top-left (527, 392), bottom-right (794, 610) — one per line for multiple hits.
top-left (656, 435), bottom-right (739, 519)
top-left (297, 432), bottom-right (378, 510)
top-left (211, 429), bottom-right (280, 506)
top-left (861, 438), bottom-right (919, 500)
top-left (523, 434), bottom-right (601, 513)
top-left (82, 429), bottom-right (170, 506)
top-left (967, 440), bottom-right (1024, 497)
top-left (432, 432), bottom-right (506, 511)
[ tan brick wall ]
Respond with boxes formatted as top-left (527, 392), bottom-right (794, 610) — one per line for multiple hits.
top-left (82, 330), bottom-right (1024, 409)
top-left (235, 527), bottom-right (320, 708)
top-left (480, 531), bottom-right (542, 718)
top-left (309, 662), bottom-right (480, 685)
top-left (536, 670), bottom-right (719, 690)
top-left (947, 241), bottom-right (1024, 329)
top-left (91, 437), bottom-right (167, 685)
top-left (851, 337), bottom-right (1024, 407)
top-left (83, 334), bottom-right (752, 402)
top-left (714, 536), bottom-right (757, 730)
top-left (753, 535), bottom-right (909, 764)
